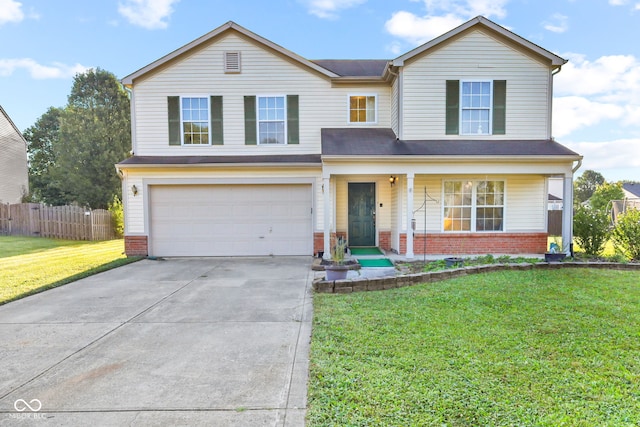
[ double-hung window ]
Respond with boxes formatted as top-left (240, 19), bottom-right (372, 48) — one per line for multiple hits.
top-left (446, 80), bottom-right (506, 135)
top-left (348, 94), bottom-right (376, 124)
top-left (461, 81), bottom-right (491, 135)
top-left (181, 97), bottom-right (210, 145)
top-left (258, 96), bottom-right (286, 144)
top-left (443, 180), bottom-right (504, 232)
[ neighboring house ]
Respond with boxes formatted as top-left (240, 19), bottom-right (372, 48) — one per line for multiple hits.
top-left (622, 183), bottom-right (640, 200)
top-left (0, 105), bottom-right (28, 204)
top-left (117, 16), bottom-right (582, 258)
top-left (548, 193), bottom-right (563, 211)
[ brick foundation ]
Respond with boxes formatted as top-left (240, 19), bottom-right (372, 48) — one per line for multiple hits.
top-left (379, 231), bottom-right (391, 251)
top-left (125, 235), bottom-right (148, 257)
top-left (401, 232), bottom-right (548, 255)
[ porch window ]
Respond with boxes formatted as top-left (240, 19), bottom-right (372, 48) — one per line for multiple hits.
top-left (443, 180), bottom-right (504, 232)
top-left (349, 94), bottom-right (376, 123)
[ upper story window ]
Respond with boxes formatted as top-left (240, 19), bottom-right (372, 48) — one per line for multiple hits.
top-left (443, 180), bottom-right (504, 232)
top-left (243, 95), bottom-right (299, 145)
top-left (181, 97), bottom-right (210, 145)
top-left (167, 96), bottom-right (223, 146)
top-left (446, 80), bottom-right (506, 136)
top-left (461, 81), bottom-right (491, 135)
top-left (258, 96), bottom-right (286, 144)
top-left (349, 94), bottom-right (376, 124)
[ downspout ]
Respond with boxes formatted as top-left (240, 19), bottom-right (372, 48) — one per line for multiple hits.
top-left (386, 63), bottom-right (402, 139)
top-left (548, 66), bottom-right (562, 140)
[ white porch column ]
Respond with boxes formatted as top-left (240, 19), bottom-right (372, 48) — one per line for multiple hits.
top-left (323, 176), bottom-right (331, 260)
top-left (406, 173), bottom-right (415, 259)
top-left (561, 173), bottom-right (574, 255)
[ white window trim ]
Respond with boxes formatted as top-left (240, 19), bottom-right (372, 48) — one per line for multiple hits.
top-left (256, 94), bottom-right (288, 145)
top-left (459, 80), bottom-right (493, 136)
top-left (441, 179), bottom-right (506, 233)
top-left (179, 95), bottom-right (211, 146)
top-left (347, 93), bottom-right (378, 125)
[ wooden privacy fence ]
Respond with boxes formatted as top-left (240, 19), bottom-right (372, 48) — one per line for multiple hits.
top-left (0, 203), bottom-right (113, 241)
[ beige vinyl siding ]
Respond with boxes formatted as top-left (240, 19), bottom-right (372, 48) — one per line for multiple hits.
top-left (402, 29), bottom-right (551, 140)
top-left (0, 112), bottom-right (28, 204)
top-left (412, 176), bottom-right (442, 232)
top-left (133, 32), bottom-right (391, 156)
top-left (122, 167), bottom-right (321, 234)
top-left (391, 76), bottom-right (399, 136)
top-left (506, 175), bottom-right (546, 231)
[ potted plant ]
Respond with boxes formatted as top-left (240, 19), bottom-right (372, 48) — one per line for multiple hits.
top-left (545, 241), bottom-right (566, 262)
top-left (324, 237), bottom-right (349, 281)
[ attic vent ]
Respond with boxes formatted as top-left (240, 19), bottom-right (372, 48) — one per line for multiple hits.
top-left (224, 51), bottom-right (241, 73)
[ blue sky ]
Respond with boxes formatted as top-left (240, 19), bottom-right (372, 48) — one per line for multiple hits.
top-left (1, 0), bottom-right (639, 182)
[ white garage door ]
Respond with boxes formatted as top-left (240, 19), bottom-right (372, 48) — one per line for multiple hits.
top-left (150, 184), bottom-right (312, 256)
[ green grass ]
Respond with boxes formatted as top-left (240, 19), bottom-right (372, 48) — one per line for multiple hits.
top-left (0, 236), bottom-right (140, 304)
top-left (308, 269), bottom-right (640, 426)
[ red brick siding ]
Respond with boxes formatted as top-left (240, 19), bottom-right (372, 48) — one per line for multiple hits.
top-left (399, 233), bottom-right (547, 255)
top-left (125, 235), bottom-right (148, 257)
top-left (379, 231), bottom-right (391, 251)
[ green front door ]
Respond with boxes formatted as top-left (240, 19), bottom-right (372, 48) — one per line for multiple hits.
top-left (348, 182), bottom-right (376, 247)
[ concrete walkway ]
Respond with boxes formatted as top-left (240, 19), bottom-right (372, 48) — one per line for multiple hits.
top-left (0, 257), bottom-right (313, 426)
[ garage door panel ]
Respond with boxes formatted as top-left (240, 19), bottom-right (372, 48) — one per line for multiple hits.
top-left (150, 185), bottom-right (312, 256)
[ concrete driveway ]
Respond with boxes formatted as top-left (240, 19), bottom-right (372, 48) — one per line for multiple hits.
top-left (0, 257), bottom-right (313, 426)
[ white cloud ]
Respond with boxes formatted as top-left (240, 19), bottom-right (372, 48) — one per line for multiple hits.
top-left (385, 0), bottom-right (509, 46)
top-left (0, 58), bottom-right (90, 79)
top-left (564, 139), bottom-right (640, 171)
top-left (0, 0), bottom-right (24, 25)
top-left (302, 0), bottom-right (367, 19)
top-left (385, 11), bottom-right (464, 45)
top-left (552, 96), bottom-right (625, 138)
top-left (551, 53), bottom-right (640, 138)
top-left (543, 13), bottom-right (568, 33)
top-left (118, 0), bottom-right (179, 30)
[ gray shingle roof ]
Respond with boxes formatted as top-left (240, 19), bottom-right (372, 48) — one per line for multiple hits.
top-left (310, 60), bottom-right (389, 77)
top-left (118, 154), bottom-right (321, 166)
top-left (321, 128), bottom-right (581, 157)
top-left (623, 183), bottom-right (640, 198)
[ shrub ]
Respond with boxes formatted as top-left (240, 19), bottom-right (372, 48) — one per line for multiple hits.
top-left (108, 194), bottom-right (124, 238)
top-left (573, 205), bottom-right (611, 256)
top-left (611, 208), bottom-right (640, 260)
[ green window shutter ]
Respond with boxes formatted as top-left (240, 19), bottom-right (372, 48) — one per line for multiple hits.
top-left (167, 96), bottom-right (181, 145)
top-left (210, 96), bottom-right (223, 145)
top-left (492, 80), bottom-right (506, 135)
top-left (445, 80), bottom-right (459, 135)
top-left (287, 95), bottom-right (299, 145)
top-left (244, 96), bottom-right (257, 145)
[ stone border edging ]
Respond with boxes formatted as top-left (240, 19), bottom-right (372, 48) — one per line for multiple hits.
top-left (312, 262), bottom-right (640, 294)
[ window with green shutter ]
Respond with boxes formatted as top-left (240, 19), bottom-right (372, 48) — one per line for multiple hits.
top-left (245, 95), bottom-right (299, 145)
top-left (167, 95), bottom-right (223, 145)
top-left (445, 80), bottom-right (507, 136)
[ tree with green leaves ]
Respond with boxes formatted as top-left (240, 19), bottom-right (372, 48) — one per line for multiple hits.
top-left (22, 107), bottom-right (66, 204)
top-left (574, 170), bottom-right (605, 205)
top-left (23, 68), bottom-right (131, 208)
top-left (589, 182), bottom-right (625, 211)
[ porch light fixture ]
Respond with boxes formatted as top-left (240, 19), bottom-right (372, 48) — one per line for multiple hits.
top-left (389, 175), bottom-right (398, 187)
top-left (132, 185), bottom-right (138, 196)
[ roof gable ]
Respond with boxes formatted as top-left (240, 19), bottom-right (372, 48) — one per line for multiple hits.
top-left (393, 16), bottom-right (567, 68)
top-left (0, 105), bottom-right (27, 147)
top-left (623, 183), bottom-right (640, 198)
top-left (122, 21), bottom-right (339, 86)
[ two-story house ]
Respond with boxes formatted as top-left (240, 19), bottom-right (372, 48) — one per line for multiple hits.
top-left (0, 105), bottom-right (28, 204)
top-left (117, 16), bottom-right (582, 258)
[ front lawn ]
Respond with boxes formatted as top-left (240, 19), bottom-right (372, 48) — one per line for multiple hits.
top-left (0, 236), bottom-right (140, 304)
top-left (308, 268), bottom-right (640, 426)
